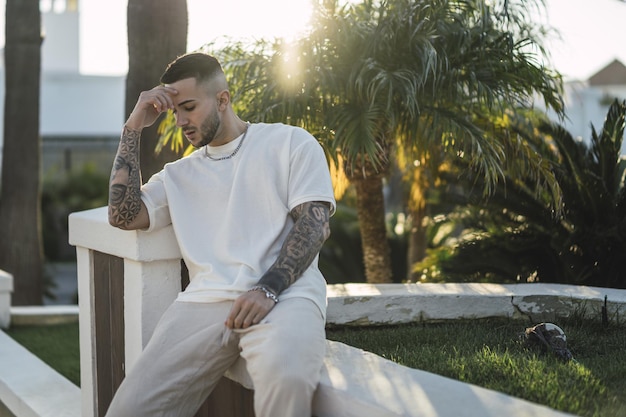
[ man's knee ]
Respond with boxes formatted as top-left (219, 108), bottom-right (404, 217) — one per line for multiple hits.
top-left (252, 350), bottom-right (321, 394)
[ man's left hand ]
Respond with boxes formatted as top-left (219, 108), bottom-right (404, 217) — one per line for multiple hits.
top-left (225, 291), bottom-right (276, 329)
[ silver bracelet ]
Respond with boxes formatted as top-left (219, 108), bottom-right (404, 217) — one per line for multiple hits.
top-left (248, 285), bottom-right (279, 303)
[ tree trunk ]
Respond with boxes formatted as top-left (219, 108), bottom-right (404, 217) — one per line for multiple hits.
top-left (407, 202), bottom-right (427, 281)
top-left (126, 0), bottom-right (188, 180)
top-left (353, 175), bottom-right (393, 283)
top-left (0, 0), bottom-right (43, 305)
top-left (406, 162), bottom-right (430, 281)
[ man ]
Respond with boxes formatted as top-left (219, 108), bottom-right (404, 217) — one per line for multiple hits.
top-left (106, 52), bottom-right (335, 417)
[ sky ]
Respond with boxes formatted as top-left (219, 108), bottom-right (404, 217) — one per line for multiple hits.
top-left (2, 0), bottom-right (626, 81)
top-left (78, 0), bottom-right (314, 76)
top-left (541, 0), bottom-right (626, 81)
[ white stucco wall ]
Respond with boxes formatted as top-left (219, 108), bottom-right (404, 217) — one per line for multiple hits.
top-left (40, 72), bottom-right (125, 136)
top-left (42, 4), bottom-right (80, 74)
top-left (545, 81), bottom-right (626, 155)
top-left (0, 71), bottom-right (124, 138)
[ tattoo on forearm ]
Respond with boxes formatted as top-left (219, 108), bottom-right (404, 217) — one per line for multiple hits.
top-left (258, 201), bottom-right (331, 294)
top-left (108, 126), bottom-right (142, 228)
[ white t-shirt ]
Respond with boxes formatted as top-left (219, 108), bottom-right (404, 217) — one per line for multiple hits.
top-left (140, 123), bottom-right (336, 317)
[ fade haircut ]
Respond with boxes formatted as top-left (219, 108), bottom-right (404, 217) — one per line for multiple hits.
top-left (160, 53), bottom-right (225, 86)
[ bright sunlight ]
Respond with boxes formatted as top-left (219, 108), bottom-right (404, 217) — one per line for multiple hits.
top-left (79, 0), bottom-right (314, 75)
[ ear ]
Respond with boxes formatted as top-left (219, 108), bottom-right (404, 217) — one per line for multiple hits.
top-left (216, 90), bottom-right (230, 110)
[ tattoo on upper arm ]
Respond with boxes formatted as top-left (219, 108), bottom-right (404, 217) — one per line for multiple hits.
top-left (258, 201), bottom-right (331, 294)
top-left (108, 127), bottom-right (143, 228)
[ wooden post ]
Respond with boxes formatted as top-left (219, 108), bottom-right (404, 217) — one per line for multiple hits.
top-left (92, 252), bottom-right (124, 416)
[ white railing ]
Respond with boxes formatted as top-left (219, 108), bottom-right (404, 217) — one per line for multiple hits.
top-left (0, 269), bottom-right (12, 329)
top-left (69, 206), bottom-right (183, 417)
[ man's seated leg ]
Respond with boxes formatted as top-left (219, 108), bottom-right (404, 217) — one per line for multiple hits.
top-left (105, 301), bottom-right (240, 417)
top-left (238, 298), bottom-right (326, 417)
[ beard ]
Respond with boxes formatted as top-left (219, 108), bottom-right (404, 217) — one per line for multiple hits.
top-left (195, 106), bottom-right (221, 148)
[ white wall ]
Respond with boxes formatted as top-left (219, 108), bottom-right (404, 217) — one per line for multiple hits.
top-left (546, 81), bottom-right (626, 155)
top-left (0, 71), bottom-right (124, 175)
top-left (42, 4), bottom-right (80, 74)
top-left (40, 72), bottom-right (125, 136)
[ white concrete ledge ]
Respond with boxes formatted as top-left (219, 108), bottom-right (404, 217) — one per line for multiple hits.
top-left (11, 283), bottom-right (626, 328)
top-left (326, 283), bottom-right (626, 326)
top-left (10, 306), bottom-right (79, 326)
top-left (224, 340), bottom-right (576, 417)
top-left (0, 330), bottom-right (80, 417)
top-left (9, 283), bottom-right (626, 329)
top-left (69, 207), bottom-right (180, 261)
top-left (0, 269), bottom-right (13, 329)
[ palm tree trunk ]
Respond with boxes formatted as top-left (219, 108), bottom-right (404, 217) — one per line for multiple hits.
top-left (126, 0), bottom-right (188, 180)
top-left (407, 202), bottom-right (427, 281)
top-left (405, 162), bottom-right (430, 281)
top-left (0, 0), bottom-right (43, 305)
top-left (354, 175), bottom-right (393, 283)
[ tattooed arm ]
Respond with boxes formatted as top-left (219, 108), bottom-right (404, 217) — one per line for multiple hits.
top-left (108, 85), bottom-right (178, 230)
top-left (108, 126), bottom-right (150, 230)
top-left (225, 201), bottom-right (331, 329)
top-left (257, 201), bottom-right (331, 295)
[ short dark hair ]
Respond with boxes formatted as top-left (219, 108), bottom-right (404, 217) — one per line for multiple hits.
top-left (160, 53), bottom-right (224, 85)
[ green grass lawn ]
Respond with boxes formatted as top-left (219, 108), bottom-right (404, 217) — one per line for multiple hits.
top-left (6, 318), bottom-right (626, 417)
top-left (327, 318), bottom-right (626, 417)
top-left (5, 322), bottom-right (80, 386)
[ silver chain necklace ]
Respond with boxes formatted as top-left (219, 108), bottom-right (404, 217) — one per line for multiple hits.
top-left (205, 123), bottom-right (250, 161)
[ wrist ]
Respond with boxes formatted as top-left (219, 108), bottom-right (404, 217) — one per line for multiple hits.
top-left (123, 122), bottom-right (143, 133)
top-left (257, 270), bottom-right (288, 296)
top-left (248, 285), bottom-right (279, 303)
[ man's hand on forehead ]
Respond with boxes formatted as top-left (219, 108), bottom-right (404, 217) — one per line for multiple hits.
top-left (150, 85), bottom-right (178, 113)
top-left (126, 85), bottom-right (179, 130)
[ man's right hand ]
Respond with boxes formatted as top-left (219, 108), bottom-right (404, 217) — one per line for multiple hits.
top-left (125, 85), bottom-right (179, 131)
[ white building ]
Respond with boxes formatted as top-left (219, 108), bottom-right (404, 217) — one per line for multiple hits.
top-left (0, 0), bottom-right (125, 177)
top-left (546, 59), bottom-right (626, 155)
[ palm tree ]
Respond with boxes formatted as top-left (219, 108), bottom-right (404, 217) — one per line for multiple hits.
top-left (158, 0), bottom-right (564, 284)
top-left (387, 0), bottom-right (564, 279)
top-left (0, 0), bottom-right (44, 305)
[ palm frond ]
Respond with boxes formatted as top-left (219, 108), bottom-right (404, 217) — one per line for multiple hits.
top-left (429, 101), bottom-right (626, 288)
top-left (590, 99), bottom-right (626, 194)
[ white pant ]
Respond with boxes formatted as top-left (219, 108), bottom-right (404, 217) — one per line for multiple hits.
top-left (105, 298), bottom-right (326, 417)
